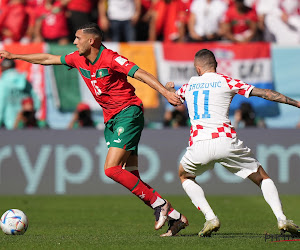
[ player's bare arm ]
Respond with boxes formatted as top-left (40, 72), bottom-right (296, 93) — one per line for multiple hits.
top-left (0, 50), bottom-right (62, 65)
top-left (250, 87), bottom-right (300, 108)
top-left (133, 68), bottom-right (181, 106)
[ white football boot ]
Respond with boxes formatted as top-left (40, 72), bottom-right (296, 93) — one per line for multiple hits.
top-left (278, 219), bottom-right (300, 236)
top-left (198, 217), bottom-right (220, 237)
top-left (154, 200), bottom-right (171, 230)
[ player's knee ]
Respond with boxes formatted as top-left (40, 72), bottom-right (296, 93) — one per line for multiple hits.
top-left (104, 166), bottom-right (121, 179)
top-left (104, 168), bottom-right (114, 179)
top-left (178, 164), bottom-right (195, 183)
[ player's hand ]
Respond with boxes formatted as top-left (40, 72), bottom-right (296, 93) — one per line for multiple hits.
top-left (0, 50), bottom-right (13, 60)
top-left (165, 91), bottom-right (182, 106)
top-left (165, 82), bottom-right (175, 89)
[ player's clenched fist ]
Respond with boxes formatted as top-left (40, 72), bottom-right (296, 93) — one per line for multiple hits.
top-left (0, 50), bottom-right (13, 60)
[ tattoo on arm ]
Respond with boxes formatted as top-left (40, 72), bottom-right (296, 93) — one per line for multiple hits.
top-left (251, 88), bottom-right (299, 108)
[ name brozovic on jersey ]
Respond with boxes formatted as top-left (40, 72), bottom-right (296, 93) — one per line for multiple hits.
top-left (61, 44), bottom-right (143, 123)
top-left (175, 72), bottom-right (254, 146)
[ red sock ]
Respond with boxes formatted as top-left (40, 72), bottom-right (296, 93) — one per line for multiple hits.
top-left (130, 170), bottom-right (162, 207)
top-left (131, 170), bottom-right (162, 197)
top-left (131, 170), bottom-right (177, 218)
top-left (105, 166), bottom-right (157, 206)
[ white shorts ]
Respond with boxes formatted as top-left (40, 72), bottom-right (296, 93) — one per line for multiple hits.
top-left (180, 137), bottom-right (260, 179)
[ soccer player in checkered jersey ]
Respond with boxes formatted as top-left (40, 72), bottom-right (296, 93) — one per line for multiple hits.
top-left (0, 23), bottom-right (188, 236)
top-left (166, 49), bottom-right (300, 237)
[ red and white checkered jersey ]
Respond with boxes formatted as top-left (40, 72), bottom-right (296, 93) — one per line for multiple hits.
top-left (176, 72), bottom-right (254, 145)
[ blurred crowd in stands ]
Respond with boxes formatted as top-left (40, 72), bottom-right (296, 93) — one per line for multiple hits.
top-left (0, 0), bottom-right (299, 44)
top-left (0, 0), bottom-right (300, 130)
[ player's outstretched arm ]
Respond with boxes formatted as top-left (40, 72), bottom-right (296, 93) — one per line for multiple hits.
top-left (0, 50), bottom-right (62, 65)
top-left (250, 87), bottom-right (300, 108)
top-left (133, 68), bottom-right (181, 106)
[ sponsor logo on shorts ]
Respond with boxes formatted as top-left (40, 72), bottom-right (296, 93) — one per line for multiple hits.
top-left (106, 142), bottom-right (110, 145)
top-left (113, 138), bottom-right (122, 143)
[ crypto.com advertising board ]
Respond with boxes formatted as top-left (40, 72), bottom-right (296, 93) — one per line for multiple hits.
top-left (0, 129), bottom-right (299, 195)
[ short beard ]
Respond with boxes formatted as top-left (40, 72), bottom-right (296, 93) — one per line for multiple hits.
top-left (79, 48), bottom-right (90, 57)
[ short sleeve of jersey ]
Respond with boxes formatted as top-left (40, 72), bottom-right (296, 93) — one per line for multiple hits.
top-left (175, 83), bottom-right (189, 103)
top-left (227, 78), bottom-right (254, 98)
top-left (110, 51), bottom-right (139, 78)
top-left (60, 52), bottom-right (77, 68)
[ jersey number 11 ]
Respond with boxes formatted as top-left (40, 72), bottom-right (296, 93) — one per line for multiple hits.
top-left (193, 90), bottom-right (211, 120)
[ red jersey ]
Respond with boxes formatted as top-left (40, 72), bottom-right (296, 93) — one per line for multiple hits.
top-left (61, 45), bottom-right (143, 123)
top-left (67, 0), bottom-right (94, 13)
top-left (223, 5), bottom-right (257, 34)
top-left (36, 1), bottom-right (69, 39)
top-left (0, 3), bottom-right (28, 41)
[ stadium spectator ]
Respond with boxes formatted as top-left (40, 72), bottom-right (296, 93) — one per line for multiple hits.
top-left (164, 103), bottom-right (189, 128)
top-left (148, 0), bottom-right (188, 42)
top-left (234, 102), bottom-right (266, 128)
top-left (0, 0), bottom-right (10, 7)
top-left (0, 23), bottom-right (188, 237)
top-left (165, 49), bottom-right (300, 237)
top-left (13, 97), bottom-right (47, 128)
top-left (256, 0), bottom-right (300, 44)
top-left (175, 0), bottom-right (193, 42)
top-left (0, 59), bottom-right (40, 129)
top-left (66, 0), bottom-right (96, 40)
top-left (220, 0), bottom-right (259, 43)
top-left (68, 102), bottom-right (96, 128)
top-left (0, 0), bottom-right (29, 43)
top-left (33, 0), bottom-right (69, 45)
top-left (188, 0), bottom-right (227, 42)
top-left (24, 0), bottom-right (45, 42)
top-left (135, 0), bottom-right (155, 41)
top-left (98, 0), bottom-right (141, 42)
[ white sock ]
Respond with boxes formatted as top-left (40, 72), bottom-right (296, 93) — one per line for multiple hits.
top-left (182, 179), bottom-right (216, 221)
top-left (150, 197), bottom-right (181, 220)
top-left (261, 178), bottom-right (286, 221)
top-left (168, 209), bottom-right (181, 220)
top-left (151, 196), bottom-right (165, 209)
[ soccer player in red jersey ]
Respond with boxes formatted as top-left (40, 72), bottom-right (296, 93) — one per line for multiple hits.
top-left (0, 23), bottom-right (188, 236)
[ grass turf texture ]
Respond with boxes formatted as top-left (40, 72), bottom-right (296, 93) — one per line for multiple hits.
top-left (0, 195), bottom-right (299, 249)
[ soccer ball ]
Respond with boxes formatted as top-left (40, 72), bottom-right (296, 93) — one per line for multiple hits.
top-left (0, 209), bottom-right (28, 235)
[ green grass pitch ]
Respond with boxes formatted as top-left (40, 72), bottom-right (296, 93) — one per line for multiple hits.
top-left (0, 195), bottom-right (299, 249)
